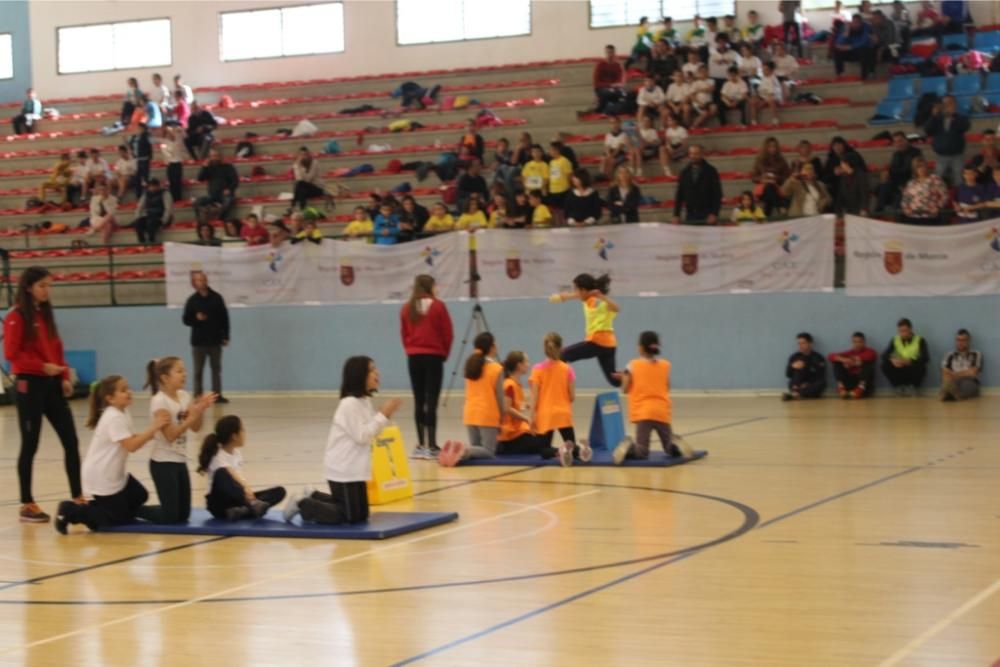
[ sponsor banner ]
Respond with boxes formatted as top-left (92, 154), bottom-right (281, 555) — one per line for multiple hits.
top-left (164, 234), bottom-right (465, 307)
top-left (475, 217), bottom-right (834, 298)
top-left (845, 215), bottom-right (1000, 296)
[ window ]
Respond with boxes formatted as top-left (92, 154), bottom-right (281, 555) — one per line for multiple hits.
top-left (589, 0), bottom-right (736, 28)
top-left (219, 3), bottom-right (344, 62)
top-left (0, 34), bottom-right (12, 80)
top-left (396, 0), bottom-right (531, 46)
top-left (57, 19), bottom-right (171, 75)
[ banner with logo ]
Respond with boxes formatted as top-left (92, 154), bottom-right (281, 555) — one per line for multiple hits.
top-left (845, 215), bottom-right (1000, 296)
top-left (475, 216), bottom-right (835, 298)
top-left (164, 234), bottom-right (466, 307)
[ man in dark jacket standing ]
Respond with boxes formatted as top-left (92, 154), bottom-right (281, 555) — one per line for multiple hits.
top-left (876, 132), bottom-right (922, 212)
top-left (672, 144), bottom-right (722, 224)
top-left (194, 148), bottom-right (239, 224)
top-left (924, 94), bottom-right (970, 186)
top-left (183, 271), bottom-right (230, 403)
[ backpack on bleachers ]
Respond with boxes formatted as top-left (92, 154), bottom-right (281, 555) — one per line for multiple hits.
top-left (324, 140), bottom-right (341, 154)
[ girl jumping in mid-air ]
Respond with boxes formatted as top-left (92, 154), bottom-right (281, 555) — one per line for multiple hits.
top-left (549, 273), bottom-right (621, 387)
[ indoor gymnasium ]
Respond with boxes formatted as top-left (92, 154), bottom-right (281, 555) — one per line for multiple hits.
top-left (1, 0), bottom-right (999, 665)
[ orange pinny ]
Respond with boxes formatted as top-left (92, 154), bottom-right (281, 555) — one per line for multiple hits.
top-left (499, 377), bottom-right (531, 442)
top-left (529, 360), bottom-right (575, 433)
top-left (626, 357), bottom-right (672, 424)
top-left (463, 358), bottom-right (503, 427)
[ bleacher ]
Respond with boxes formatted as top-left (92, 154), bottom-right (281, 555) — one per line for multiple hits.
top-left (2, 44), bottom-right (998, 305)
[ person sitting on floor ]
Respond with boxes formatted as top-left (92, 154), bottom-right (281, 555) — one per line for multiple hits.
top-left (881, 317), bottom-right (930, 396)
top-left (783, 332), bottom-right (827, 401)
top-left (939, 329), bottom-right (983, 402)
top-left (11, 88), bottom-right (42, 135)
top-left (828, 332), bottom-right (877, 399)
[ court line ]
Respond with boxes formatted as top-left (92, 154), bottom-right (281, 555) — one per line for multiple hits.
top-left (0, 536), bottom-right (232, 592)
top-left (389, 463), bottom-right (934, 665)
top-left (877, 578), bottom-right (1000, 667)
top-left (0, 488), bottom-right (600, 656)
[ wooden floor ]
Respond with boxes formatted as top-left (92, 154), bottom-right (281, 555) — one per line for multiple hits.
top-left (0, 393), bottom-right (997, 667)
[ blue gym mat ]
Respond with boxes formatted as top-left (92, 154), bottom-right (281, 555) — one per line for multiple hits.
top-left (457, 449), bottom-right (708, 467)
top-left (102, 509), bottom-right (459, 540)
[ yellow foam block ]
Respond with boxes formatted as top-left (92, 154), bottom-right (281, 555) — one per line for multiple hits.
top-left (366, 425), bottom-right (414, 505)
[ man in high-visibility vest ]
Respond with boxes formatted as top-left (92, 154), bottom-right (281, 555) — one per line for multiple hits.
top-left (881, 317), bottom-right (930, 396)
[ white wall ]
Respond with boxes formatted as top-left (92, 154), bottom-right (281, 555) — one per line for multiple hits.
top-left (27, 0), bottom-right (1000, 100)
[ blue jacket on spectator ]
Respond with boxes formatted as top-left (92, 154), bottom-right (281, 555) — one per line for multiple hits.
top-left (374, 213), bottom-right (400, 245)
top-left (924, 112), bottom-right (970, 157)
top-left (835, 22), bottom-right (873, 49)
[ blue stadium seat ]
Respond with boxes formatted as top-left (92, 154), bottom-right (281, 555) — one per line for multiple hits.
top-left (986, 72), bottom-right (1000, 93)
top-left (952, 74), bottom-right (982, 96)
top-left (870, 99), bottom-right (904, 125)
top-left (953, 94), bottom-right (976, 115)
top-left (972, 31), bottom-right (1000, 54)
top-left (886, 77), bottom-right (915, 100)
top-left (920, 76), bottom-right (949, 97)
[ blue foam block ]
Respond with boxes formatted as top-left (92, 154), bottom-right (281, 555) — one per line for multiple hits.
top-left (457, 449), bottom-right (708, 467)
top-left (102, 509), bottom-right (458, 539)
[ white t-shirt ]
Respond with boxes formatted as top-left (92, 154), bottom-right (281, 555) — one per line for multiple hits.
top-left (637, 86), bottom-right (665, 108)
top-left (691, 79), bottom-right (715, 107)
top-left (150, 390), bottom-right (193, 463)
top-left (114, 157), bottom-right (136, 177)
top-left (206, 447), bottom-right (242, 494)
top-left (177, 83), bottom-right (194, 105)
top-left (721, 80), bottom-right (749, 102)
top-left (666, 82), bottom-right (691, 104)
top-left (758, 74), bottom-right (784, 103)
top-left (681, 62), bottom-right (701, 79)
top-left (802, 182), bottom-right (821, 216)
top-left (161, 135), bottom-right (185, 164)
top-left (708, 48), bottom-right (741, 79)
top-left (604, 132), bottom-right (629, 153)
top-left (739, 56), bottom-right (763, 79)
top-left (86, 158), bottom-right (110, 179)
top-left (638, 126), bottom-right (660, 145)
top-left (82, 406), bottom-right (134, 497)
top-left (774, 54), bottom-right (799, 79)
top-left (155, 83), bottom-right (172, 107)
top-left (324, 396), bottom-right (389, 482)
top-left (665, 125), bottom-right (689, 146)
top-left (70, 163), bottom-right (88, 185)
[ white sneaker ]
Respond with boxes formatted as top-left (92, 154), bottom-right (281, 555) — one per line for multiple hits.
top-left (612, 438), bottom-right (632, 466)
top-left (577, 440), bottom-right (593, 463)
top-left (559, 443), bottom-right (574, 468)
top-left (671, 434), bottom-right (695, 458)
top-left (283, 487), bottom-right (311, 523)
top-left (411, 446), bottom-right (432, 459)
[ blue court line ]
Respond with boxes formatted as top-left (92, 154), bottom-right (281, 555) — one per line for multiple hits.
top-left (389, 464), bottom-right (928, 666)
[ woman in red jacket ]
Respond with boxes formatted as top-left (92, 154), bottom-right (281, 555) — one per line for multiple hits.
top-left (400, 274), bottom-right (453, 459)
top-left (3, 266), bottom-right (82, 523)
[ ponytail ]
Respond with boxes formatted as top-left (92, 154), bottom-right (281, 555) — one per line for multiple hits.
top-left (197, 415), bottom-right (243, 474)
top-left (86, 374), bottom-right (123, 429)
top-left (639, 330), bottom-right (661, 357)
top-left (464, 332), bottom-right (495, 380)
top-left (543, 332), bottom-right (563, 361)
top-left (144, 356), bottom-right (181, 395)
top-left (503, 350), bottom-right (526, 377)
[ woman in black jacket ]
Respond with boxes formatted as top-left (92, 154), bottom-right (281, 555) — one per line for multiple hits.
top-left (607, 166), bottom-right (641, 223)
top-left (824, 137), bottom-right (870, 216)
top-left (564, 169), bottom-right (604, 226)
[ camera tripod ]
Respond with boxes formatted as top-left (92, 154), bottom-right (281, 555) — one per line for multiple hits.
top-left (442, 301), bottom-right (490, 406)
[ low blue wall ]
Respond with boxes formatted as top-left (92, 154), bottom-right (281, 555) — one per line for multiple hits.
top-left (0, 1), bottom-right (31, 105)
top-left (57, 291), bottom-right (998, 392)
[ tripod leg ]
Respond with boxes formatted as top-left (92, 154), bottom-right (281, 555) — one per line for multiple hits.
top-left (442, 306), bottom-right (480, 406)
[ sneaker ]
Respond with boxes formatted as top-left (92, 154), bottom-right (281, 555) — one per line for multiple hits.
top-left (19, 503), bottom-right (50, 523)
top-left (671, 434), bottom-right (695, 458)
top-left (837, 384), bottom-right (848, 399)
top-left (215, 396), bottom-right (230, 405)
top-left (852, 385), bottom-right (865, 399)
top-left (283, 488), bottom-right (309, 523)
top-left (429, 444), bottom-right (442, 456)
top-left (612, 438), bottom-right (632, 466)
top-left (225, 506), bottom-right (252, 521)
top-left (411, 445), bottom-right (432, 460)
top-left (54, 501), bottom-right (75, 535)
top-left (576, 440), bottom-right (593, 463)
top-left (249, 500), bottom-right (270, 519)
top-left (558, 443), bottom-right (574, 468)
top-left (781, 392), bottom-right (794, 402)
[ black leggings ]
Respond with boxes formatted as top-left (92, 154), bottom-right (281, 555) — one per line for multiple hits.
top-left (540, 427), bottom-right (576, 447)
top-left (561, 341), bottom-right (620, 387)
top-left (15, 375), bottom-right (81, 504)
top-left (293, 181), bottom-right (326, 209)
top-left (497, 433), bottom-right (557, 457)
top-left (148, 460), bottom-right (192, 523)
top-left (299, 481), bottom-right (369, 525)
top-left (407, 354), bottom-right (444, 448)
top-left (166, 162), bottom-right (183, 202)
top-left (62, 474), bottom-right (154, 530)
top-left (206, 468), bottom-right (286, 520)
